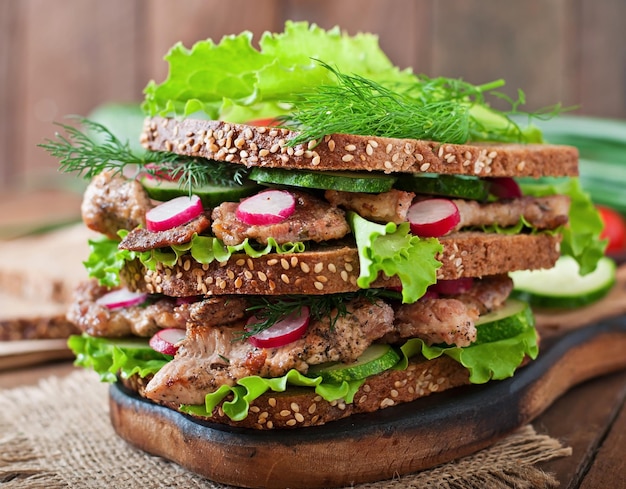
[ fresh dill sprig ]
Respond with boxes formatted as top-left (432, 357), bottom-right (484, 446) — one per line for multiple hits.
top-left (39, 117), bottom-right (248, 189)
top-left (239, 289), bottom-right (401, 340)
top-left (283, 61), bottom-right (551, 146)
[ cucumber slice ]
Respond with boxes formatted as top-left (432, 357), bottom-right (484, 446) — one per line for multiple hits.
top-left (474, 298), bottom-right (534, 344)
top-left (307, 344), bottom-right (400, 382)
top-left (395, 173), bottom-right (491, 201)
top-left (249, 167), bottom-right (397, 193)
top-left (140, 177), bottom-right (260, 207)
top-left (510, 255), bottom-right (616, 309)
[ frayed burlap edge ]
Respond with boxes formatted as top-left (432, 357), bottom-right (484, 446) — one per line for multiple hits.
top-left (0, 370), bottom-right (571, 489)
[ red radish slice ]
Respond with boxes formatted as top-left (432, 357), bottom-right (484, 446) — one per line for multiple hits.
top-left (146, 194), bottom-right (204, 232)
top-left (149, 328), bottom-right (186, 356)
top-left (96, 288), bottom-right (147, 309)
top-left (236, 190), bottom-right (296, 226)
top-left (246, 306), bottom-right (310, 348)
top-left (430, 277), bottom-right (474, 295)
top-left (407, 198), bottom-right (460, 237)
top-left (138, 163), bottom-right (179, 182)
top-left (488, 177), bottom-right (522, 199)
top-left (247, 118), bottom-right (280, 127)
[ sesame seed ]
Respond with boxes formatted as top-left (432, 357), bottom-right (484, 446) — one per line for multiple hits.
top-left (257, 126), bottom-right (267, 134)
top-left (385, 143), bottom-right (393, 154)
top-left (344, 263), bottom-right (354, 272)
top-left (390, 389), bottom-right (399, 398)
top-left (314, 282), bottom-right (324, 290)
top-left (291, 403), bottom-right (300, 413)
top-left (391, 153), bottom-right (399, 162)
top-left (280, 410), bottom-right (291, 417)
top-left (225, 154), bottom-right (234, 162)
top-left (267, 259), bottom-right (278, 266)
top-left (308, 404), bottom-right (317, 414)
top-left (517, 160), bottom-right (526, 171)
top-left (259, 149), bottom-right (270, 157)
top-left (295, 413), bottom-right (305, 423)
top-left (266, 421), bottom-right (274, 429)
top-left (368, 139), bottom-right (379, 148)
top-left (366, 144), bottom-right (374, 156)
top-left (281, 274), bottom-right (290, 284)
top-left (438, 146), bottom-right (444, 157)
top-left (257, 271), bottom-right (267, 282)
top-left (384, 161), bottom-right (393, 169)
top-left (291, 257), bottom-right (298, 267)
top-left (234, 277), bottom-right (243, 288)
top-left (488, 151), bottom-right (497, 159)
top-left (342, 154), bottom-right (354, 162)
top-left (281, 258), bottom-right (289, 270)
top-left (363, 385), bottom-right (371, 393)
top-left (300, 263), bottom-right (310, 273)
top-left (380, 398), bottom-right (394, 408)
top-left (307, 140), bottom-right (317, 150)
top-left (420, 162), bottom-right (431, 172)
top-left (359, 395), bottom-right (368, 404)
top-left (286, 419), bottom-right (297, 427)
top-left (311, 155), bottom-right (321, 166)
top-left (328, 139), bottom-right (336, 152)
top-left (416, 153), bottom-right (424, 161)
top-left (314, 262), bottom-right (324, 273)
top-left (244, 271), bottom-right (253, 279)
top-left (270, 143), bottom-right (280, 153)
top-left (345, 144), bottom-right (357, 152)
top-left (340, 271), bottom-right (348, 282)
top-left (268, 398), bottom-right (277, 407)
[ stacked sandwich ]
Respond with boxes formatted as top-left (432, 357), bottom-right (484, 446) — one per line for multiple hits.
top-left (49, 22), bottom-right (603, 430)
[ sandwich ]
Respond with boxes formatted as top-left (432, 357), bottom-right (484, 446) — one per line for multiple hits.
top-left (44, 22), bottom-right (605, 431)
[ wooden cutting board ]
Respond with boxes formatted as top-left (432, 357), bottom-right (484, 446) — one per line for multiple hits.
top-left (109, 266), bottom-right (626, 489)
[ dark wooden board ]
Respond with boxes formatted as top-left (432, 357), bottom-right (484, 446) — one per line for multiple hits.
top-left (109, 315), bottom-right (626, 489)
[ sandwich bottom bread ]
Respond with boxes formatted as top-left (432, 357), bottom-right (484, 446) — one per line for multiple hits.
top-left (62, 115), bottom-right (579, 430)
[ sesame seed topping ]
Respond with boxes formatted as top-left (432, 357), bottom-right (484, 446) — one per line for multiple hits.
top-left (268, 398), bottom-right (277, 407)
top-left (366, 144), bottom-right (374, 156)
top-left (385, 143), bottom-right (393, 154)
top-left (420, 162), bottom-right (431, 172)
top-left (314, 282), bottom-right (324, 290)
top-left (345, 144), bottom-right (357, 152)
top-left (300, 262), bottom-right (310, 273)
top-left (342, 154), bottom-right (354, 162)
top-left (328, 139), bottom-right (336, 152)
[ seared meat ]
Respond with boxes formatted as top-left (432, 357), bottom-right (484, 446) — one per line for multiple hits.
top-left (82, 171), bottom-right (153, 239)
top-left (455, 274), bottom-right (513, 314)
top-left (119, 214), bottom-right (211, 251)
top-left (144, 298), bottom-right (394, 405)
top-left (453, 195), bottom-right (570, 231)
top-left (211, 190), bottom-right (350, 245)
top-left (325, 189), bottom-right (415, 224)
top-left (188, 296), bottom-right (249, 326)
top-left (66, 280), bottom-right (188, 337)
top-left (389, 298), bottom-right (479, 347)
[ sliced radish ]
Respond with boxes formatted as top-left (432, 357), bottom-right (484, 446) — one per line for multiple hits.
top-left (246, 306), bottom-right (310, 348)
top-left (247, 118), bottom-right (280, 127)
top-left (149, 328), bottom-right (186, 356)
top-left (430, 277), bottom-right (474, 295)
top-left (96, 288), bottom-right (148, 309)
top-left (488, 177), bottom-right (522, 199)
top-left (407, 198), bottom-right (460, 237)
top-left (138, 163), bottom-right (179, 182)
top-left (236, 190), bottom-right (296, 226)
top-left (145, 194), bottom-right (204, 232)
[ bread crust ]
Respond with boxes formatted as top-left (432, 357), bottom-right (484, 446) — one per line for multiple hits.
top-left (120, 232), bottom-right (562, 297)
top-left (140, 117), bottom-right (578, 178)
top-left (121, 354), bottom-right (471, 430)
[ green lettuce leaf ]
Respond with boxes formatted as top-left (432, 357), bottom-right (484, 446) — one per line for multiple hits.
top-left (347, 212), bottom-right (442, 303)
top-left (519, 177), bottom-right (606, 274)
top-left (399, 323), bottom-right (539, 384)
top-left (143, 21), bottom-right (414, 121)
top-left (68, 335), bottom-right (171, 382)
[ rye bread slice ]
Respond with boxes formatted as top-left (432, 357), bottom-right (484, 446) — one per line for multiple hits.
top-left (140, 117), bottom-right (578, 178)
top-left (120, 232), bottom-right (562, 297)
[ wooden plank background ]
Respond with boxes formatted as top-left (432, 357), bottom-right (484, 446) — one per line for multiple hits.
top-left (1, 0), bottom-right (625, 193)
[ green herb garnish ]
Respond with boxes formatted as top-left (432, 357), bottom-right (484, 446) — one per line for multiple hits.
top-left (284, 61), bottom-right (554, 146)
top-left (240, 289), bottom-right (400, 340)
top-left (39, 117), bottom-right (248, 190)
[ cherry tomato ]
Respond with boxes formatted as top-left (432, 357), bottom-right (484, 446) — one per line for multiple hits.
top-left (597, 205), bottom-right (626, 253)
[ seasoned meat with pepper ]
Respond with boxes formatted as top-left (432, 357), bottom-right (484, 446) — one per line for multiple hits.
top-left (389, 297), bottom-right (479, 347)
top-left (119, 214), bottom-right (211, 251)
top-left (81, 171), bottom-right (153, 239)
top-left (211, 190), bottom-right (350, 246)
top-left (453, 195), bottom-right (570, 231)
top-left (325, 189), bottom-right (415, 224)
top-left (66, 280), bottom-right (188, 337)
top-left (145, 298), bottom-right (394, 405)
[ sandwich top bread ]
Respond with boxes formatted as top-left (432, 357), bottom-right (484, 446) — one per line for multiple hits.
top-left (44, 22), bottom-right (607, 430)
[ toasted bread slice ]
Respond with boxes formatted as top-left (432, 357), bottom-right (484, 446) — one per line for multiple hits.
top-left (120, 232), bottom-right (561, 297)
top-left (140, 117), bottom-right (578, 178)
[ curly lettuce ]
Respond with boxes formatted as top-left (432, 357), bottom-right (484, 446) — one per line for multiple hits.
top-left (142, 21), bottom-right (415, 122)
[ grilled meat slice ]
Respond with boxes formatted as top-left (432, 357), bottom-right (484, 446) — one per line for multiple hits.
top-left (453, 195), bottom-right (570, 231)
top-left (454, 274), bottom-right (513, 314)
top-left (66, 280), bottom-right (188, 337)
top-left (119, 214), bottom-right (211, 251)
top-left (211, 190), bottom-right (350, 245)
top-left (324, 189), bottom-right (415, 224)
top-left (82, 171), bottom-right (153, 239)
top-left (188, 296), bottom-right (249, 326)
top-left (144, 298), bottom-right (394, 405)
top-left (389, 298), bottom-right (479, 347)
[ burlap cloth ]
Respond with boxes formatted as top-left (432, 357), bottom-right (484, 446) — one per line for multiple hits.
top-left (0, 370), bottom-right (571, 489)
